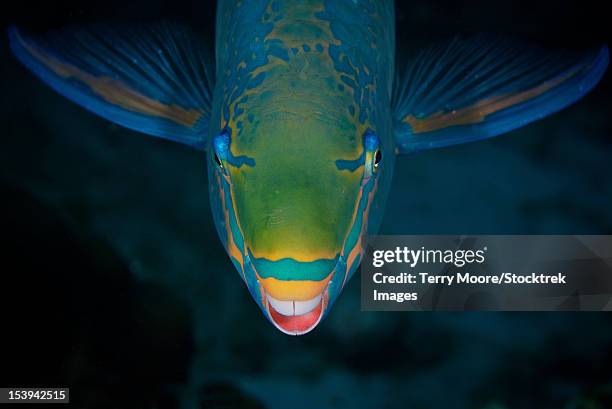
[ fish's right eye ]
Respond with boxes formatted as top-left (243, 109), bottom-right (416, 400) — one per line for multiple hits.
top-left (373, 148), bottom-right (382, 171)
top-left (213, 151), bottom-right (223, 168)
top-left (363, 130), bottom-right (381, 178)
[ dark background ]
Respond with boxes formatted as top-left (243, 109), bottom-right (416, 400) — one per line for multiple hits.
top-left (1, 1), bottom-right (611, 408)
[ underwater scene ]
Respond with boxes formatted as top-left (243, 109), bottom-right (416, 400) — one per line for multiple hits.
top-left (1, 0), bottom-right (611, 408)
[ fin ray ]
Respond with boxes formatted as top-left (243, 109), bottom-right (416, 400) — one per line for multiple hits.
top-left (9, 22), bottom-right (214, 150)
top-left (393, 34), bottom-right (609, 153)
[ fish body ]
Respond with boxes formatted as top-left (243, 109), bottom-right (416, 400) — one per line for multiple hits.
top-left (209, 0), bottom-right (396, 333)
top-left (8, 0), bottom-right (609, 334)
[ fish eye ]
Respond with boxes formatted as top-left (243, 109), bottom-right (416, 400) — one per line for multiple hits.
top-left (373, 149), bottom-right (382, 170)
top-left (212, 128), bottom-right (231, 171)
top-left (363, 130), bottom-right (381, 177)
top-left (213, 151), bottom-right (223, 168)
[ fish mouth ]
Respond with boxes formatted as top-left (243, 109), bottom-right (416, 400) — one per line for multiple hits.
top-left (263, 286), bottom-right (329, 336)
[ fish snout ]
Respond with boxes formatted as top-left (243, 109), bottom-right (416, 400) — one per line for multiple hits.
top-left (252, 256), bottom-right (337, 335)
top-left (259, 275), bottom-right (332, 335)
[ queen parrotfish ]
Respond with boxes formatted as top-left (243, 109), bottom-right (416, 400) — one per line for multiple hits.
top-left (9, 0), bottom-right (608, 335)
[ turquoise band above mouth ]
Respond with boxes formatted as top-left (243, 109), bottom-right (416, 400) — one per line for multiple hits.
top-left (250, 252), bottom-right (339, 281)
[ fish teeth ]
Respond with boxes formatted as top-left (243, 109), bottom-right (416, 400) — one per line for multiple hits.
top-left (267, 295), bottom-right (293, 316)
top-left (266, 293), bottom-right (322, 316)
top-left (294, 294), bottom-right (322, 315)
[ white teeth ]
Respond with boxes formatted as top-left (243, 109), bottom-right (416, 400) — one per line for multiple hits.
top-left (266, 293), bottom-right (322, 316)
top-left (267, 295), bottom-right (294, 316)
top-left (294, 294), bottom-right (322, 315)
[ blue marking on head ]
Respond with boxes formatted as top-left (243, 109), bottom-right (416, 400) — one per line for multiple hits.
top-left (364, 129), bottom-right (379, 151)
top-left (335, 152), bottom-right (365, 171)
top-left (213, 129), bottom-right (231, 159)
top-left (213, 128), bottom-right (256, 168)
top-left (335, 129), bottom-right (379, 172)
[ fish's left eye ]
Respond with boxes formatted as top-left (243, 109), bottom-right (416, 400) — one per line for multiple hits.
top-left (363, 130), bottom-right (381, 177)
top-left (373, 149), bottom-right (382, 170)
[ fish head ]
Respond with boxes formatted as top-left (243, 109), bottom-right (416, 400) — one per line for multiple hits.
top-left (207, 107), bottom-right (392, 335)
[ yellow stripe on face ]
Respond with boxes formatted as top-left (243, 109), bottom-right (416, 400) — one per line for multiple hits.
top-left (21, 36), bottom-right (203, 127)
top-left (257, 271), bottom-right (334, 301)
top-left (403, 65), bottom-right (581, 134)
top-left (248, 248), bottom-right (340, 263)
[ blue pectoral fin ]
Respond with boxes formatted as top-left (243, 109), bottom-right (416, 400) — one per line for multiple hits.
top-left (392, 34), bottom-right (609, 153)
top-left (8, 22), bottom-right (214, 150)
